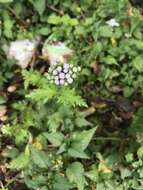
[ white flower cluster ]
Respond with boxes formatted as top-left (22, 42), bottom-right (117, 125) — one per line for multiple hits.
top-left (46, 63), bottom-right (81, 86)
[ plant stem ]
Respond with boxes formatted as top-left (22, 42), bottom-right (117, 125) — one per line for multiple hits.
top-left (93, 137), bottom-right (129, 141)
top-left (47, 4), bottom-right (64, 15)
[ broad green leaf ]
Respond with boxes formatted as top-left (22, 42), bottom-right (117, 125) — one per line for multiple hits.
top-left (99, 26), bottom-right (113, 37)
top-left (3, 16), bottom-right (14, 39)
top-left (48, 15), bottom-right (61, 25)
top-left (24, 175), bottom-right (47, 189)
top-left (9, 153), bottom-right (29, 170)
top-left (29, 0), bottom-right (46, 15)
top-left (68, 148), bottom-right (89, 159)
top-left (125, 153), bottom-right (134, 163)
top-left (132, 56), bottom-right (143, 72)
top-left (120, 168), bottom-right (131, 179)
top-left (0, 0), bottom-right (13, 3)
top-left (123, 86), bottom-right (134, 97)
top-left (31, 147), bottom-right (50, 168)
top-left (103, 55), bottom-right (118, 65)
top-left (43, 132), bottom-right (64, 147)
top-left (137, 146), bottom-right (143, 159)
top-left (85, 170), bottom-right (98, 182)
top-left (66, 162), bottom-right (86, 190)
top-left (130, 107), bottom-right (143, 133)
top-left (53, 174), bottom-right (71, 190)
top-left (70, 127), bottom-right (96, 151)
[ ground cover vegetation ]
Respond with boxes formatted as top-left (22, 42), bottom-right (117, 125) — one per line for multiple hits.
top-left (1, 0), bottom-right (143, 189)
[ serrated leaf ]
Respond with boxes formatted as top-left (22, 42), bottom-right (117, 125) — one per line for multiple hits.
top-left (29, 0), bottom-right (45, 15)
top-left (68, 148), bottom-right (89, 159)
top-left (58, 88), bottom-right (87, 107)
top-left (43, 132), bottom-right (64, 147)
top-left (71, 127), bottom-right (96, 151)
top-left (53, 174), bottom-right (71, 190)
top-left (26, 88), bottom-right (56, 103)
top-left (31, 147), bottom-right (50, 168)
top-left (85, 166), bottom-right (98, 182)
top-left (137, 146), bottom-right (143, 159)
top-left (132, 56), bottom-right (143, 72)
top-left (66, 162), bottom-right (86, 190)
top-left (9, 153), bottom-right (29, 170)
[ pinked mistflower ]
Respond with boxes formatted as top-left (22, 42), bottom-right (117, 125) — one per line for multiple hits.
top-left (45, 63), bottom-right (81, 86)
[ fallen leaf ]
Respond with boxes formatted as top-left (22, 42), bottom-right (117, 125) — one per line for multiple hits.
top-left (0, 106), bottom-right (7, 118)
top-left (7, 85), bottom-right (17, 93)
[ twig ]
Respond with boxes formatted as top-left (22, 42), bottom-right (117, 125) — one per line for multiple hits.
top-left (5, 173), bottom-right (20, 188)
top-left (7, 7), bottom-right (27, 27)
top-left (93, 137), bottom-right (129, 141)
top-left (47, 4), bottom-right (64, 16)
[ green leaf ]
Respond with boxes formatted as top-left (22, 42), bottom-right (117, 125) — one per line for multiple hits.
top-left (120, 168), bottom-right (131, 179)
top-left (132, 56), bottom-right (143, 72)
top-left (85, 167), bottom-right (98, 182)
top-left (3, 16), bottom-right (14, 39)
top-left (70, 128), bottom-right (96, 151)
top-left (22, 70), bottom-right (43, 89)
top-left (58, 88), bottom-right (87, 107)
top-left (37, 27), bottom-right (51, 36)
top-left (99, 26), bottom-right (113, 37)
top-left (53, 174), bottom-right (71, 190)
top-left (0, 0), bottom-right (13, 3)
top-left (26, 88), bottom-right (56, 103)
top-left (48, 14), bottom-right (61, 25)
top-left (130, 107), bottom-right (143, 133)
top-left (31, 147), bottom-right (50, 168)
top-left (123, 86), bottom-right (134, 98)
top-left (9, 153), bottom-right (29, 170)
top-left (66, 162), bottom-right (86, 190)
top-left (137, 146), bottom-right (143, 159)
top-left (68, 148), bottom-right (89, 159)
top-left (43, 132), bottom-right (64, 147)
top-left (102, 55), bottom-right (118, 65)
top-left (125, 153), bottom-right (134, 163)
top-left (29, 0), bottom-right (46, 15)
top-left (24, 175), bottom-right (47, 189)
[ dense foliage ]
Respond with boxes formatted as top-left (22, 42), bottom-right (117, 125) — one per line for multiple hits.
top-left (1, 0), bottom-right (143, 190)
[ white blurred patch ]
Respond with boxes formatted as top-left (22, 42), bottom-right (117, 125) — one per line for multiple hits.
top-left (42, 41), bottom-right (73, 66)
top-left (106, 19), bottom-right (120, 27)
top-left (6, 39), bottom-right (38, 68)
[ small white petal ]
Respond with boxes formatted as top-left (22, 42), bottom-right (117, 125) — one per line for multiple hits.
top-left (56, 66), bottom-right (62, 72)
top-left (78, 66), bottom-right (81, 71)
top-left (59, 79), bottom-right (65, 85)
top-left (47, 76), bottom-right (51, 80)
top-left (125, 33), bottom-right (132, 38)
top-left (106, 19), bottom-right (119, 27)
top-left (69, 70), bottom-right (73, 74)
top-left (53, 70), bottom-right (58, 76)
top-left (64, 82), bottom-right (68, 86)
top-left (70, 64), bottom-right (73, 68)
top-left (55, 80), bottom-right (60, 85)
top-left (49, 67), bottom-right (53, 72)
top-left (55, 76), bottom-right (59, 80)
top-left (73, 67), bottom-right (78, 72)
top-left (67, 78), bottom-right (73, 84)
top-left (63, 63), bottom-right (70, 69)
top-left (59, 72), bottom-right (65, 79)
top-left (66, 73), bottom-right (71, 79)
top-left (63, 68), bottom-right (69, 73)
top-left (72, 74), bottom-right (76, 78)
